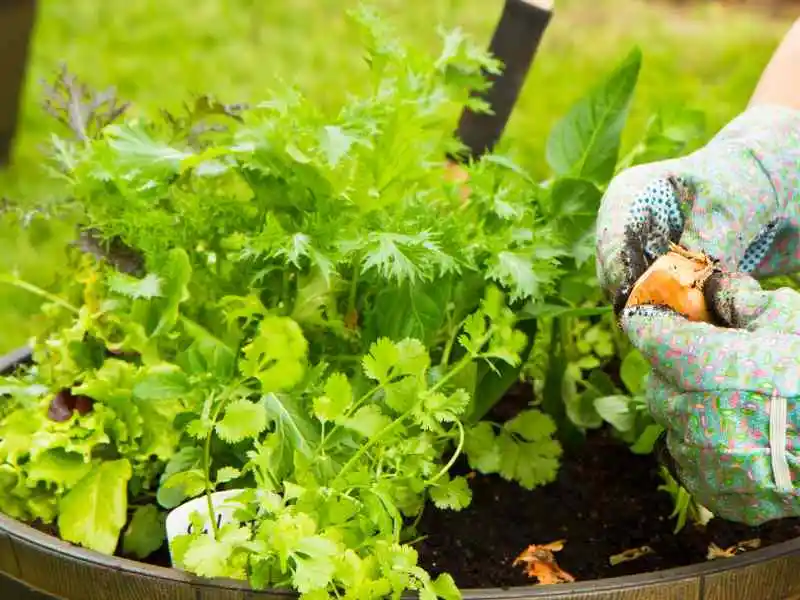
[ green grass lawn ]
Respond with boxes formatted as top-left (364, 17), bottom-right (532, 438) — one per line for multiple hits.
top-left (0, 0), bottom-right (793, 353)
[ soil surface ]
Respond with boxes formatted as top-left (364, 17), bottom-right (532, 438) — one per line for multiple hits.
top-left (415, 389), bottom-right (800, 589)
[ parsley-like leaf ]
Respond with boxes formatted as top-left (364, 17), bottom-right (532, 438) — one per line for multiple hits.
top-left (215, 399), bottom-right (268, 443)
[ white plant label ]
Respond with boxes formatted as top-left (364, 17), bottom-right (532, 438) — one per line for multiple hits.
top-left (165, 489), bottom-right (247, 563)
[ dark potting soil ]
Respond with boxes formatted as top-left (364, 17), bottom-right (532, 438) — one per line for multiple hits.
top-left (414, 386), bottom-right (800, 589)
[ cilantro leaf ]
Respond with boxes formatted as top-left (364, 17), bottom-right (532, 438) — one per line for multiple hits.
top-left (58, 458), bottom-right (132, 554)
top-left (180, 524), bottom-right (251, 580)
top-left (215, 399), bottom-right (268, 443)
top-left (361, 338), bottom-right (399, 384)
top-left (345, 405), bottom-right (391, 438)
top-left (215, 466), bottom-right (242, 485)
top-left (429, 475), bottom-right (471, 511)
top-left (312, 372), bottom-right (353, 423)
top-left (504, 409), bottom-right (557, 442)
top-left (463, 422), bottom-right (501, 473)
top-left (239, 316), bottom-right (308, 392)
top-left (292, 535), bottom-right (340, 593)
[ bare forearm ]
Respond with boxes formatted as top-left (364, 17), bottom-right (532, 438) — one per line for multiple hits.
top-left (749, 18), bottom-right (800, 110)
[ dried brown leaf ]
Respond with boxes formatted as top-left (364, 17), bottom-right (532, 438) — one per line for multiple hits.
top-left (513, 540), bottom-right (575, 585)
top-left (609, 545), bottom-right (655, 566)
top-left (707, 538), bottom-right (761, 560)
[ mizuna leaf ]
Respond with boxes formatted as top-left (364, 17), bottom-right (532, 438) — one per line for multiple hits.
top-left (546, 47), bottom-right (642, 185)
top-left (106, 272), bottom-right (162, 299)
top-left (58, 458), bottom-right (132, 555)
top-left (152, 248), bottom-right (193, 336)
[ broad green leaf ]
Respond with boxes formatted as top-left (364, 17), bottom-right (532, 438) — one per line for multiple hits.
top-left (548, 178), bottom-right (602, 220)
top-left (262, 392), bottom-right (320, 457)
top-left (468, 318), bottom-right (537, 424)
top-left (594, 395), bottom-right (635, 432)
top-left (546, 47), bottom-right (642, 184)
top-left (215, 466), bottom-right (242, 485)
top-left (292, 535), bottom-right (340, 594)
top-left (563, 364), bottom-right (602, 430)
top-left (133, 364), bottom-right (190, 400)
top-left (180, 524), bottom-right (250, 580)
top-left (157, 469), bottom-right (206, 509)
top-left (620, 349), bottom-right (650, 395)
top-left (366, 285), bottom-right (447, 348)
top-left (122, 504), bottom-right (165, 559)
top-left (631, 423), bottom-right (665, 455)
top-left (58, 458), bottom-right (132, 555)
top-left (180, 319), bottom-right (236, 381)
top-left (430, 573), bottom-right (461, 600)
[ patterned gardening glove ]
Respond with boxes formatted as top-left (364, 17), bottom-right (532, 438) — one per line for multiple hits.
top-left (596, 104), bottom-right (800, 313)
top-left (620, 273), bottom-right (800, 526)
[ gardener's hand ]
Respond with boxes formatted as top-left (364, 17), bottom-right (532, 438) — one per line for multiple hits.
top-left (596, 104), bottom-right (800, 313)
top-left (620, 272), bottom-right (800, 526)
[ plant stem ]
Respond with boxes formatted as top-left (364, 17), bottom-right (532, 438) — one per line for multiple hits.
top-left (203, 393), bottom-right (228, 539)
top-left (0, 275), bottom-right (80, 314)
top-left (332, 334), bottom-right (489, 486)
top-left (347, 264), bottom-right (360, 317)
top-left (315, 383), bottom-right (383, 456)
top-left (439, 314), bottom-right (469, 367)
top-left (422, 420), bottom-right (464, 486)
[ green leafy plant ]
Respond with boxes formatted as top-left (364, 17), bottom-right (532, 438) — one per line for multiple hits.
top-left (658, 466), bottom-right (715, 534)
top-left (0, 4), bottom-right (712, 598)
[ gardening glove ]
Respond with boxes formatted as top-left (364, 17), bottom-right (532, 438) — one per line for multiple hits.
top-left (596, 103), bottom-right (800, 313)
top-left (619, 272), bottom-right (800, 526)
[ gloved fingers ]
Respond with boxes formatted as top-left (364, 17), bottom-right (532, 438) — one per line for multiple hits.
top-left (619, 302), bottom-right (800, 397)
top-left (596, 159), bottom-right (690, 303)
top-left (704, 270), bottom-right (800, 333)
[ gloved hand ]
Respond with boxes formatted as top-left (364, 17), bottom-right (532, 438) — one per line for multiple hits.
top-left (596, 103), bottom-right (800, 526)
top-left (620, 272), bottom-right (800, 525)
top-left (596, 104), bottom-right (800, 312)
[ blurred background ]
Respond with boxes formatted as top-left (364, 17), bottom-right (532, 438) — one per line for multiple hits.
top-left (0, 0), bottom-right (796, 353)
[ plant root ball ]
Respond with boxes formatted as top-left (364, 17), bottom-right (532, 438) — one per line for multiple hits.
top-left (624, 243), bottom-right (718, 323)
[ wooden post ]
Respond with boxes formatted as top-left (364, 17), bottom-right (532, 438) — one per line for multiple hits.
top-left (0, 0), bottom-right (37, 167)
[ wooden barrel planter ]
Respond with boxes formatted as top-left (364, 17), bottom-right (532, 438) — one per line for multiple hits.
top-left (1, 491), bottom-right (800, 600)
top-left (2, 348), bottom-right (800, 600)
